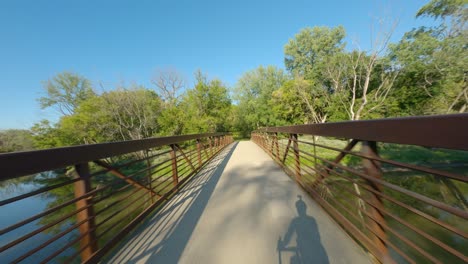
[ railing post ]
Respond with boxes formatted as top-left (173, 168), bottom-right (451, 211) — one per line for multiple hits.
top-left (274, 132), bottom-right (280, 160)
top-left (196, 139), bottom-right (202, 167)
top-left (73, 163), bottom-right (98, 261)
top-left (269, 133), bottom-right (274, 155)
top-left (145, 150), bottom-right (155, 203)
top-left (361, 141), bottom-right (388, 258)
top-left (292, 134), bottom-right (301, 181)
top-left (170, 144), bottom-right (179, 187)
top-left (209, 137), bottom-right (213, 157)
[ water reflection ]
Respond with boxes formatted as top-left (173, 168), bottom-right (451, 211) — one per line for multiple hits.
top-left (0, 178), bottom-right (76, 263)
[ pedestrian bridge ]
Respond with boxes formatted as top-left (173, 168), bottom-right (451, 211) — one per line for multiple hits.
top-left (0, 114), bottom-right (467, 264)
top-left (106, 141), bottom-right (370, 264)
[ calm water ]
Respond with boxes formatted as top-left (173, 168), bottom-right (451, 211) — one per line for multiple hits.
top-left (0, 182), bottom-right (76, 263)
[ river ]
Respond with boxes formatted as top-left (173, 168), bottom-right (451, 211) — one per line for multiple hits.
top-left (0, 181), bottom-right (77, 263)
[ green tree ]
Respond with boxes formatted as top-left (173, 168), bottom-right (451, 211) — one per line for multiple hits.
top-left (33, 86), bottom-right (163, 147)
top-left (31, 120), bottom-right (65, 149)
top-left (283, 26), bottom-right (347, 122)
top-left (101, 87), bottom-right (162, 140)
top-left (0, 129), bottom-right (34, 153)
top-left (158, 103), bottom-right (186, 136)
top-left (284, 26), bottom-right (346, 80)
top-left (234, 66), bottom-right (288, 134)
top-left (389, 0), bottom-right (467, 114)
top-left (285, 25), bottom-right (397, 121)
top-left (39, 72), bottom-right (96, 116)
top-left (59, 87), bottom-right (162, 145)
top-left (182, 71), bottom-right (232, 133)
top-left (270, 80), bottom-right (308, 125)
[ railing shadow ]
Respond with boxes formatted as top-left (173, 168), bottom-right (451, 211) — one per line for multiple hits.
top-left (277, 195), bottom-right (329, 264)
top-left (107, 142), bottom-right (238, 264)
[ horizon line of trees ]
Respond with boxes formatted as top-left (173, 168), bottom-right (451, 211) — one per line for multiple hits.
top-left (1, 0), bottom-right (466, 153)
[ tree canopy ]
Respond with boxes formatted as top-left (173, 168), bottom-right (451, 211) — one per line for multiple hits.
top-left (1, 0), bottom-right (464, 152)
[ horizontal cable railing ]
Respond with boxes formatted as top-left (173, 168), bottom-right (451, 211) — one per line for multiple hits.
top-left (252, 114), bottom-right (468, 264)
top-left (0, 133), bottom-right (233, 263)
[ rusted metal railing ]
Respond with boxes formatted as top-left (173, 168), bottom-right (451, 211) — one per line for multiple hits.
top-left (252, 114), bottom-right (468, 264)
top-left (0, 133), bottom-right (233, 263)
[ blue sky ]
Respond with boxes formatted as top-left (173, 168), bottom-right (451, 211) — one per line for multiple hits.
top-left (0, 0), bottom-right (434, 129)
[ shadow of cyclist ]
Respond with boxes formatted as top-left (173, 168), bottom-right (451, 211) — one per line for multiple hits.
top-left (277, 195), bottom-right (329, 264)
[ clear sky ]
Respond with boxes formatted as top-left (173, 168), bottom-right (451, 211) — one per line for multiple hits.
top-left (0, 0), bottom-right (434, 129)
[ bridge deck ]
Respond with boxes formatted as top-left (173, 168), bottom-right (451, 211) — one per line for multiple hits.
top-left (107, 141), bottom-right (371, 264)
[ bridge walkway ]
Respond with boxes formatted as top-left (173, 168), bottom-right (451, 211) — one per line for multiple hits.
top-left (107, 141), bottom-right (371, 264)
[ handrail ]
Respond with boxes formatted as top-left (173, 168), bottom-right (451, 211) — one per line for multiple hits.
top-left (252, 114), bottom-right (468, 264)
top-left (255, 114), bottom-right (468, 150)
top-left (0, 132), bottom-right (227, 180)
top-left (0, 133), bottom-right (233, 263)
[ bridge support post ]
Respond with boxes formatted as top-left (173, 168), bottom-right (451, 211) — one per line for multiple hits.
top-left (361, 141), bottom-right (388, 259)
top-left (292, 134), bottom-right (301, 181)
top-left (269, 134), bottom-right (274, 156)
top-left (274, 133), bottom-right (280, 160)
top-left (145, 150), bottom-right (155, 204)
top-left (196, 139), bottom-right (202, 167)
top-left (170, 145), bottom-right (179, 188)
top-left (209, 137), bottom-right (213, 157)
top-left (72, 163), bottom-right (98, 261)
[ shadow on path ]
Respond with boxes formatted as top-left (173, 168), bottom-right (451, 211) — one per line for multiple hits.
top-left (108, 142), bottom-right (238, 264)
top-left (277, 195), bottom-right (329, 264)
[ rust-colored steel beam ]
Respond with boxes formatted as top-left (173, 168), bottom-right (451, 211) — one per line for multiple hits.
top-left (274, 133), bottom-right (280, 160)
top-left (360, 141), bottom-right (388, 259)
top-left (0, 133), bottom-right (232, 264)
top-left (72, 163), bottom-right (98, 262)
top-left (256, 114), bottom-right (468, 151)
top-left (328, 175), bottom-right (466, 262)
top-left (308, 141), bottom-right (467, 183)
top-left (196, 139), bottom-right (202, 167)
top-left (174, 144), bottom-right (196, 171)
top-left (84, 137), bottom-right (233, 264)
top-left (170, 145), bottom-right (179, 187)
top-left (0, 133), bottom-right (227, 180)
top-left (282, 136), bottom-right (292, 164)
top-left (93, 160), bottom-right (159, 197)
top-left (292, 134), bottom-right (301, 181)
top-left (251, 123), bottom-right (468, 264)
top-left (209, 137), bottom-right (213, 157)
top-left (323, 139), bottom-right (359, 177)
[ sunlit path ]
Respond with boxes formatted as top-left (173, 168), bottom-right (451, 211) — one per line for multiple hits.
top-left (107, 141), bottom-right (371, 264)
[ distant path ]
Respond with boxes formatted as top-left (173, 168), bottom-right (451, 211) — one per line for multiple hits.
top-left (107, 141), bottom-right (371, 264)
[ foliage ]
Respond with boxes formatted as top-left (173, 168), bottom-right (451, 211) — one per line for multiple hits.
top-left (389, 0), bottom-right (467, 114)
top-left (182, 71), bottom-right (232, 133)
top-left (234, 65), bottom-right (288, 134)
top-left (0, 129), bottom-right (34, 153)
top-left (39, 72), bottom-right (96, 116)
top-left (3, 2), bottom-right (467, 262)
top-left (31, 120), bottom-right (66, 149)
top-left (31, 70), bottom-right (233, 147)
top-left (284, 26), bottom-right (346, 80)
top-left (25, 0), bottom-right (466, 139)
